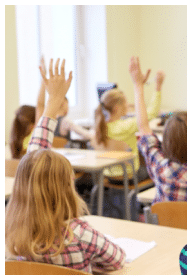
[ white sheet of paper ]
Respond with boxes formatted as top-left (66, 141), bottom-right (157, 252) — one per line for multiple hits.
top-left (63, 153), bottom-right (86, 161)
top-left (105, 234), bottom-right (157, 263)
top-left (54, 150), bottom-right (86, 161)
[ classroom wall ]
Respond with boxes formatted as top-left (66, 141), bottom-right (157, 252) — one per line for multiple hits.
top-left (5, 5), bottom-right (19, 144)
top-left (106, 5), bottom-right (187, 111)
top-left (5, 5), bottom-right (187, 143)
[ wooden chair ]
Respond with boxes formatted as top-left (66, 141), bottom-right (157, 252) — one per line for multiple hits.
top-left (144, 201), bottom-right (187, 229)
top-left (5, 261), bottom-right (90, 275)
top-left (52, 136), bottom-right (68, 148)
top-left (5, 159), bottom-right (20, 177)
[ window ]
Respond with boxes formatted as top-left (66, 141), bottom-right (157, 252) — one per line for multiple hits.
top-left (15, 5), bottom-right (108, 120)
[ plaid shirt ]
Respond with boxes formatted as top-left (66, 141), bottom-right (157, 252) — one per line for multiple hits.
top-left (22, 116), bottom-right (125, 273)
top-left (138, 134), bottom-right (187, 204)
top-left (6, 218), bottom-right (126, 273)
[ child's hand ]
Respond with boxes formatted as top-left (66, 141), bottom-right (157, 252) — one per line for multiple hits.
top-left (39, 58), bottom-right (72, 119)
top-left (129, 56), bottom-right (151, 86)
top-left (39, 58), bottom-right (72, 101)
top-left (40, 56), bottom-right (46, 76)
top-left (155, 71), bottom-right (165, 91)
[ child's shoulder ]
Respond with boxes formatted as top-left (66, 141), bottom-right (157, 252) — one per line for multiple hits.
top-left (70, 218), bottom-right (95, 238)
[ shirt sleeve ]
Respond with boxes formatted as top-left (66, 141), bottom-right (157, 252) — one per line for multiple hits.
top-left (27, 116), bottom-right (58, 153)
top-left (109, 90), bottom-right (162, 138)
top-left (138, 133), bottom-right (165, 180)
top-left (67, 119), bottom-right (94, 140)
top-left (80, 222), bottom-right (126, 271)
top-left (146, 91), bottom-right (161, 121)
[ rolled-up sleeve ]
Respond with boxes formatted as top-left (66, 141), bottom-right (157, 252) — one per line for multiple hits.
top-left (27, 116), bottom-right (58, 153)
top-left (138, 134), bottom-right (165, 180)
top-left (81, 223), bottom-right (126, 271)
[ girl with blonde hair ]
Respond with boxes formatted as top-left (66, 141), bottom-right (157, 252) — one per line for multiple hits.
top-left (71, 67), bottom-right (164, 185)
top-left (5, 58), bottom-right (126, 273)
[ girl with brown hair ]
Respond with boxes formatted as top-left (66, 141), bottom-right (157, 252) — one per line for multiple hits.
top-left (129, 56), bottom-right (187, 203)
top-left (9, 105), bottom-right (36, 159)
top-left (5, 58), bottom-right (126, 273)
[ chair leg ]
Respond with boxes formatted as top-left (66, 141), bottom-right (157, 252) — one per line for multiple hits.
top-left (89, 184), bottom-right (98, 214)
top-left (143, 206), bottom-right (158, 224)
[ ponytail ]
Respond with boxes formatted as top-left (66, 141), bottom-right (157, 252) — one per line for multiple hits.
top-left (95, 104), bottom-right (108, 147)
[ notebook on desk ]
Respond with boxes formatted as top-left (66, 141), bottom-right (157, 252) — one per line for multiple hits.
top-left (97, 151), bottom-right (133, 159)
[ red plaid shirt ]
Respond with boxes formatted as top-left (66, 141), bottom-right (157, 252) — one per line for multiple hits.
top-left (138, 134), bottom-right (187, 204)
top-left (19, 116), bottom-right (125, 273)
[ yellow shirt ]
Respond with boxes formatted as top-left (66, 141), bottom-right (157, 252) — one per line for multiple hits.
top-left (104, 91), bottom-right (161, 178)
top-left (23, 131), bottom-right (33, 151)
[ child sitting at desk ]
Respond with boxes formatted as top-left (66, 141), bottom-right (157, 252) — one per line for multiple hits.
top-left (68, 66), bottom-right (164, 186)
top-left (129, 56), bottom-right (187, 204)
top-left (5, 58), bottom-right (126, 274)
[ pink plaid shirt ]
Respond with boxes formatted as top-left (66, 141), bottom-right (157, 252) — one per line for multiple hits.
top-left (138, 134), bottom-right (187, 204)
top-left (10, 116), bottom-right (125, 273)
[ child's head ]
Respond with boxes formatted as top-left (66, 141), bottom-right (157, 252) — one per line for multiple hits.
top-left (5, 149), bottom-right (89, 258)
top-left (10, 105), bottom-right (36, 158)
top-left (162, 111), bottom-right (187, 164)
top-left (57, 97), bottom-right (69, 117)
top-left (95, 89), bottom-right (128, 146)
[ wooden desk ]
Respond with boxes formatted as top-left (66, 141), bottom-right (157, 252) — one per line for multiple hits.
top-left (5, 177), bottom-right (15, 200)
top-left (83, 215), bottom-right (187, 275)
top-left (52, 148), bottom-right (137, 219)
top-left (137, 187), bottom-right (156, 204)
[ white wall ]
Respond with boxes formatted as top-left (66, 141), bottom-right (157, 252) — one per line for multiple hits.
top-left (5, 5), bottom-right (187, 143)
top-left (106, 5), bottom-right (187, 111)
top-left (5, 5), bottom-right (19, 144)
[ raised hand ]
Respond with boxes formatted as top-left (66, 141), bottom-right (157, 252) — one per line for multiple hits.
top-left (129, 56), bottom-right (151, 85)
top-left (39, 58), bottom-right (72, 101)
top-left (39, 58), bottom-right (72, 119)
top-left (155, 71), bottom-right (165, 91)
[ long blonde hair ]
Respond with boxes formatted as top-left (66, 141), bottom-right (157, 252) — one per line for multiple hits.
top-left (95, 89), bottom-right (126, 146)
top-left (5, 149), bottom-right (89, 258)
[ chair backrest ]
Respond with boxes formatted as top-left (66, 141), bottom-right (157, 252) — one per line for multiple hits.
top-left (5, 159), bottom-right (20, 177)
top-left (52, 136), bottom-right (68, 148)
top-left (151, 201), bottom-right (187, 229)
top-left (5, 261), bottom-right (90, 275)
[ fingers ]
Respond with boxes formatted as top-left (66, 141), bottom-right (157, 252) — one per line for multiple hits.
top-left (143, 69), bottom-right (151, 84)
top-left (55, 58), bottom-right (60, 76)
top-left (61, 59), bottom-right (65, 78)
top-left (49, 58), bottom-right (53, 78)
top-left (67, 71), bottom-right (73, 86)
top-left (136, 56), bottom-right (140, 67)
top-left (39, 65), bottom-right (47, 84)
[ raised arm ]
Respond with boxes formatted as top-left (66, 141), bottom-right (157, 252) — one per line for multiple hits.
top-left (35, 57), bottom-right (46, 124)
top-left (129, 57), bottom-right (153, 135)
top-left (28, 58), bottom-right (72, 152)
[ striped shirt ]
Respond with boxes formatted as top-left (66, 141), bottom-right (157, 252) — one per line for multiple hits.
top-left (179, 245), bottom-right (187, 275)
top-left (138, 134), bottom-right (187, 204)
